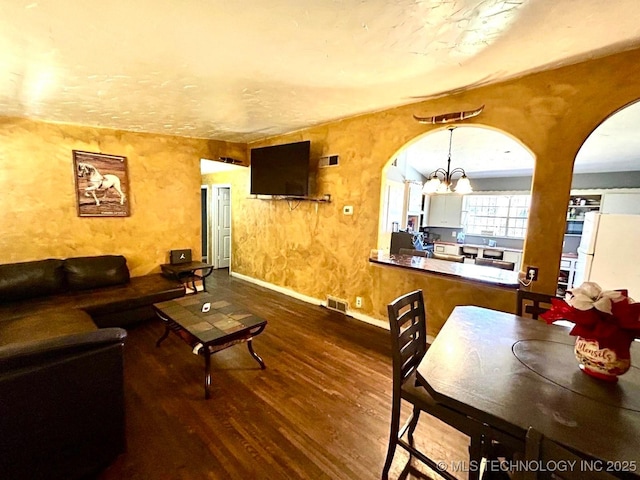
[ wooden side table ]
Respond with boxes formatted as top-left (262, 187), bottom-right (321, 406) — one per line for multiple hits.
top-left (160, 261), bottom-right (214, 293)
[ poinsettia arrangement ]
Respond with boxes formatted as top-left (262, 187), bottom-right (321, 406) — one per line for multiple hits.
top-left (541, 282), bottom-right (640, 357)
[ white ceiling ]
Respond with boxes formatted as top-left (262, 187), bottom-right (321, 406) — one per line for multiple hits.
top-left (200, 159), bottom-right (246, 174)
top-left (405, 100), bottom-right (640, 178)
top-left (2, 0), bottom-right (640, 144)
top-left (406, 126), bottom-right (534, 178)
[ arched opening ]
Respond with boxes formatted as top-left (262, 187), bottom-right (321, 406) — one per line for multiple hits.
top-left (379, 125), bottom-right (535, 271)
top-left (557, 99), bottom-right (640, 295)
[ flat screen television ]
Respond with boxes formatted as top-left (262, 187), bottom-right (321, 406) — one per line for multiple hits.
top-left (250, 140), bottom-right (311, 196)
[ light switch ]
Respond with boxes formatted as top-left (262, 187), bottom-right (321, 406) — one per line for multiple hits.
top-left (343, 205), bottom-right (354, 215)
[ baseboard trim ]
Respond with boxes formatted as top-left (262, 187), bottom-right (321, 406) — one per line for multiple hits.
top-left (229, 272), bottom-right (389, 331)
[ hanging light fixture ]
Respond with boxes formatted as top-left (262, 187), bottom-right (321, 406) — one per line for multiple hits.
top-left (422, 127), bottom-right (472, 195)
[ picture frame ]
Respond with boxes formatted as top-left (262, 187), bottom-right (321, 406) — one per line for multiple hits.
top-left (73, 150), bottom-right (130, 217)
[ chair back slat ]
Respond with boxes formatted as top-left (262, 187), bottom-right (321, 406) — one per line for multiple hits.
top-left (397, 320), bottom-right (421, 350)
top-left (387, 290), bottom-right (428, 383)
top-left (399, 341), bottom-right (421, 376)
top-left (517, 290), bottom-right (557, 320)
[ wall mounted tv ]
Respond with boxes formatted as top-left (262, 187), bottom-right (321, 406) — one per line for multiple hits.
top-left (250, 140), bottom-right (311, 196)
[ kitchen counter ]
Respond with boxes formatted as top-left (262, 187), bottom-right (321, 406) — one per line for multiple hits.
top-left (434, 241), bottom-right (523, 254)
top-left (369, 253), bottom-right (520, 289)
top-left (433, 241), bottom-right (576, 259)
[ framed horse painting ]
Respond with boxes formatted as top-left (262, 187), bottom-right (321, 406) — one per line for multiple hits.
top-left (73, 150), bottom-right (130, 217)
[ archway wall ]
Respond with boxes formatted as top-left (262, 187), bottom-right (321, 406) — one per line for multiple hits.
top-left (217, 47), bottom-right (640, 333)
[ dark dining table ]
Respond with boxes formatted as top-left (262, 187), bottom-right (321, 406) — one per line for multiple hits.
top-left (416, 306), bottom-right (640, 477)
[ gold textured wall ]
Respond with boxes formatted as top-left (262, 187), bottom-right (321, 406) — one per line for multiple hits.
top-left (0, 117), bottom-right (243, 276)
top-left (4, 49), bottom-right (640, 333)
top-left (202, 47), bottom-right (640, 333)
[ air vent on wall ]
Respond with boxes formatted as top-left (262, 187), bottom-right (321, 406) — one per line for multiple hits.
top-left (326, 296), bottom-right (348, 313)
top-left (219, 156), bottom-right (243, 164)
top-left (319, 155), bottom-right (339, 168)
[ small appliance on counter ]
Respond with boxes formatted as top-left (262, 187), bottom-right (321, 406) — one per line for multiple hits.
top-left (425, 232), bottom-right (440, 243)
top-left (390, 231), bottom-right (424, 254)
top-left (456, 232), bottom-right (465, 244)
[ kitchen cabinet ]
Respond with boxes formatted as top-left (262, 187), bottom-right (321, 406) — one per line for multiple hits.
top-left (502, 251), bottom-right (522, 270)
top-left (434, 243), bottom-right (461, 255)
top-left (421, 195), bottom-right (430, 227)
top-left (565, 194), bottom-right (600, 235)
top-left (600, 193), bottom-right (640, 214)
top-left (434, 243), bottom-right (521, 271)
top-left (557, 257), bottom-right (577, 296)
top-left (428, 195), bottom-right (463, 227)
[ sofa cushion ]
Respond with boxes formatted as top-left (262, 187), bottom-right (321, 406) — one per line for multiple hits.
top-left (0, 272), bottom-right (184, 328)
top-left (64, 255), bottom-right (130, 291)
top-left (80, 273), bottom-right (186, 327)
top-left (0, 309), bottom-right (96, 347)
top-left (0, 259), bottom-right (65, 303)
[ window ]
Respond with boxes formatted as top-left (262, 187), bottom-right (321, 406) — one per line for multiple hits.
top-left (462, 195), bottom-right (530, 238)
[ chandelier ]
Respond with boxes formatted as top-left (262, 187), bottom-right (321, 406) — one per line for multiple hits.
top-left (422, 127), bottom-right (472, 195)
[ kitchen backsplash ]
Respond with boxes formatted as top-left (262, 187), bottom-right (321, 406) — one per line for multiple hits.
top-left (427, 226), bottom-right (581, 254)
top-left (426, 227), bottom-right (525, 250)
top-left (463, 234), bottom-right (524, 250)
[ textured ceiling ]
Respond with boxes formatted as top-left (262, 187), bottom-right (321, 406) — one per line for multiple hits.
top-left (2, 0), bottom-right (640, 143)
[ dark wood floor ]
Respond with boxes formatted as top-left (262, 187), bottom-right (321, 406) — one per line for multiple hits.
top-left (100, 270), bottom-right (468, 480)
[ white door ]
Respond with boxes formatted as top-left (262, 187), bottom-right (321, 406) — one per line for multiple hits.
top-left (201, 186), bottom-right (208, 262)
top-left (216, 187), bottom-right (231, 268)
top-left (589, 214), bottom-right (640, 296)
top-left (578, 211), bottom-right (600, 254)
top-left (573, 251), bottom-right (593, 287)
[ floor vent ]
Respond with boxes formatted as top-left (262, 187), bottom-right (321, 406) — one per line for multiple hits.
top-left (319, 155), bottom-right (339, 168)
top-left (326, 296), bottom-right (348, 313)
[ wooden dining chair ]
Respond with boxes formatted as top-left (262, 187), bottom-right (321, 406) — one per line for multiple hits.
top-left (475, 257), bottom-right (495, 267)
top-left (492, 260), bottom-right (515, 271)
top-left (523, 427), bottom-right (618, 480)
top-left (516, 290), bottom-right (556, 320)
top-left (383, 290), bottom-right (484, 480)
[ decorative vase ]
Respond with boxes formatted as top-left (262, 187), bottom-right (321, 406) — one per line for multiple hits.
top-left (574, 336), bottom-right (631, 382)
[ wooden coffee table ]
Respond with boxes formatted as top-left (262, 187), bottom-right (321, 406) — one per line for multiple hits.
top-left (153, 293), bottom-right (267, 399)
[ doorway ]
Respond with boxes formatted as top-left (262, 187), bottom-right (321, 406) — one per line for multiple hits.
top-left (206, 185), bottom-right (232, 269)
top-left (201, 186), bottom-right (208, 262)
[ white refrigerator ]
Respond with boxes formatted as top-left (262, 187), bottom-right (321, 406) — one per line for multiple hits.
top-left (573, 212), bottom-right (640, 299)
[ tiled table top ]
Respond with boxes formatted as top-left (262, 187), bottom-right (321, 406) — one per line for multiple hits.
top-left (153, 293), bottom-right (266, 344)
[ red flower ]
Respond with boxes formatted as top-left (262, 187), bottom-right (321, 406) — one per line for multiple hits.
top-left (541, 283), bottom-right (640, 358)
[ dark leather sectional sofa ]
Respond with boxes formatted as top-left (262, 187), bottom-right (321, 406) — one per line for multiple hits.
top-left (0, 255), bottom-right (185, 480)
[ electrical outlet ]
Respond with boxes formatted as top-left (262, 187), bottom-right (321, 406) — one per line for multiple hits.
top-left (355, 296), bottom-right (363, 308)
top-left (451, 231), bottom-right (457, 237)
top-left (527, 266), bottom-right (539, 281)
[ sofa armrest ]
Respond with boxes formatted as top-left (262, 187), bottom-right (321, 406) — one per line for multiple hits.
top-left (0, 327), bottom-right (126, 370)
top-left (0, 328), bottom-right (127, 480)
